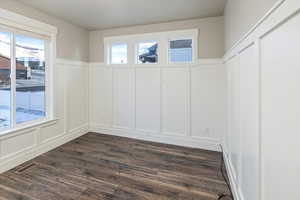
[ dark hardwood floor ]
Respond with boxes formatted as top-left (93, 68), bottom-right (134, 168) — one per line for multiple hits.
top-left (0, 133), bottom-right (230, 200)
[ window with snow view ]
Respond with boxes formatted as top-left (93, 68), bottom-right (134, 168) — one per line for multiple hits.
top-left (0, 30), bottom-right (50, 132)
top-left (0, 31), bottom-right (12, 131)
top-left (15, 35), bottom-right (46, 124)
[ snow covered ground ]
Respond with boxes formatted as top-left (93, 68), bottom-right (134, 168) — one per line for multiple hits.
top-left (0, 90), bottom-right (45, 131)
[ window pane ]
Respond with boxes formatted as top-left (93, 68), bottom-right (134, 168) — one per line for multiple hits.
top-left (138, 42), bottom-right (158, 64)
top-left (111, 43), bottom-right (127, 64)
top-left (15, 35), bottom-right (46, 124)
top-left (0, 32), bottom-right (11, 130)
top-left (169, 39), bottom-right (193, 63)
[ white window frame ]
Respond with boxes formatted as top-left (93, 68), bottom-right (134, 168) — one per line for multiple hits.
top-left (110, 43), bottom-right (128, 64)
top-left (167, 36), bottom-right (196, 64)
top-left (0, 8), bottom-right (57, 134)
top-left (135, 40), bottom-right (159, 65)
top-left (104, 29), bottom-right (198, 65)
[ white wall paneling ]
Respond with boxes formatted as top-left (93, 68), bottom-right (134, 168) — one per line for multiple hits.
top-left (224, 1), bottom-right (300, 200)
top-left (239, 43), bottom-right (260, 200)
top-left (112, 68), bottom-right (135, 130)
top-left (89, 61), bottom-right (226, 151)
top-left (89, 65), bottom-right (112, 127)
top-left (0, 59), bottom-right (89, 173)
top-left (161, 67), bottom-right (189, 136)
top-left (191, 65), bottom-right (227, 142)
top-left (66, 62), bottom-right (89, 132)
top-left (260, 9), bottom-right (300, 200)
top-left (135, 68), bottom-right (161, 133)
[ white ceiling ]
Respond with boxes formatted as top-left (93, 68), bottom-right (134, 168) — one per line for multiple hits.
top-left (17, 0), bottom-right (227, 30)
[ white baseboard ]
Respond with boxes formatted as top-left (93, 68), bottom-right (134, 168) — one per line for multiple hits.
top-left (0, 124), bottom-right (89, 173)
top-left (90, 124), bottom-right (220, 152)
top-left (222, 149), bottom-right (244, 200)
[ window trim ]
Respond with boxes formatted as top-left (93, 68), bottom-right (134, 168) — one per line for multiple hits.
top-left (167, 37), bottom-right (195, 64)
top-left (135, 40), bottom-right (159, 65)
top-left (110, 43), bottom-right (128, 64)
top-left (104, 29), bottom-right (198, 65)
top-left (0, 8), bottom-right (57, 134)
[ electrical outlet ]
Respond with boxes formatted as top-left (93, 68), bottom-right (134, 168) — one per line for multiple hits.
top-left (204, 128), bottom-right (210, 136)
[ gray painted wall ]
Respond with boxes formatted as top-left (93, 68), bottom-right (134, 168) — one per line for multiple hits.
top-left (224, 0), bottom-right (278, 51)
top-left (0, 0), bottom-right (89, 62)
top-left (89, 17), bottom-right (224, 62)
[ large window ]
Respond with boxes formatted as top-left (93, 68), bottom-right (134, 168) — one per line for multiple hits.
top-left (15, 35), bottom-right (46, 124)
top-left (0, 30), bottom-right (51, 132)
top-left (105, 29), bottom-right (198, 65)
top-left (0, 31), bottom-right (11, 130)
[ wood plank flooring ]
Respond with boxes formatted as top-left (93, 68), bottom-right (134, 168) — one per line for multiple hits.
top-left (0, 133), bottom-right (231, 200)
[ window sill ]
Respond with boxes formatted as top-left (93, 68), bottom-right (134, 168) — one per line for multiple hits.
top-left (0, 118), bottom-right (59, 140)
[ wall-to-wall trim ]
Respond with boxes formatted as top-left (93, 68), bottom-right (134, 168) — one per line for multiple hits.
top-left (223, 1), bottom-right (300, 200)
top-left (90, 124), bottom-right (220, 151)
top-left (197, 59), bottom-right (224, 65)
top-left (224, 0), bottom-right (286, 60)
top-left (223, 149), bottom-right (244, 200)
top-left (89, 59), bottom-right (223, 68)
top-left (56, 58), bottom-right (89, 67)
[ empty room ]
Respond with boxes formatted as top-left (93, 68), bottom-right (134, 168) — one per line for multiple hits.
top-left (0, 0), bottom-right (298, 199)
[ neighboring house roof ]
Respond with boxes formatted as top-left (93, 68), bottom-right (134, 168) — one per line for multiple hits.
top-left (0, 55), bottom-right (27, 70)
top-left (170, 40), bottom-right (192, 49)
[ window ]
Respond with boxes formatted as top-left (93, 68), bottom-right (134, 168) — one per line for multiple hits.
top-left (0, 31), bottom-right (11, 130)
top-left (169, 39), bottom-right (193, 63)
top-left (111, 43), bottom-right (127, 64)
top-left (0, 29), bottom-right (53, 132)
top-left (15, 35), bottom-right (46, 124)
top-left (137, 42), bottom-right (158, 64)
top-left (104, 29), bottom-right (197, 65)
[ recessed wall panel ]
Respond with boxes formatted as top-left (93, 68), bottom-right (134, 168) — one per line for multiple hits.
top-left (90, 67), bottom-right (112, 126)
top-left (136, 68), bottom-right (160, 133)
top-left (239, 44), bottom-right (259, 200)
top-left (161, 67), bottom-right (188, 136)
top-left (67, 67), bottom-right (88, 131)
top-left (191, 66), bottom-right (225, 140)
top-left (1, 130), bottom-right (36, 157)
top-left (112, 68), bottom-right (134, 129)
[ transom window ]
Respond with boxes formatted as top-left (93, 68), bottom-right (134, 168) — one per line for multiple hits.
top-left (105, 29), bottom-right (198, 65)
top-left (111, 43), bottom-right (127, 64)
top-left (169, 39), bottom-right (193, 63)
top-left (137, 41), bottom-right (158, 64)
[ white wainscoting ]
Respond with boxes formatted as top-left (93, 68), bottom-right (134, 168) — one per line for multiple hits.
top-left (223, 0), bottom-right (300, 200)
top-left (89, 60), bottom-right (226, 151)
top-left (0, 59), bottom-right (89, 173)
